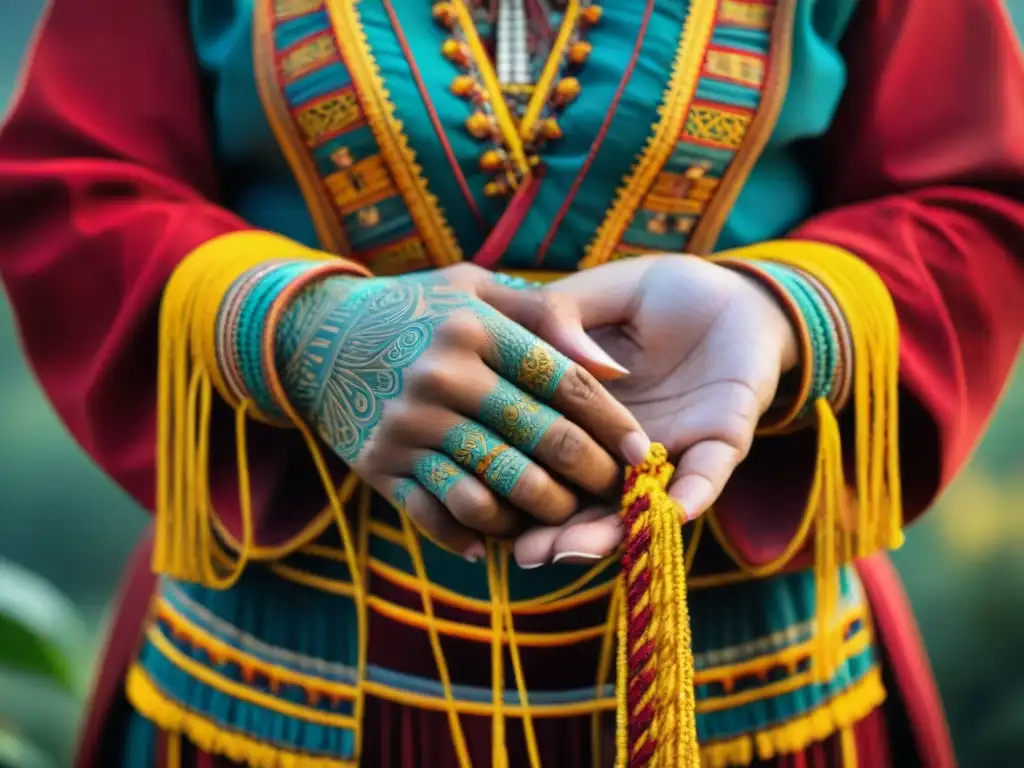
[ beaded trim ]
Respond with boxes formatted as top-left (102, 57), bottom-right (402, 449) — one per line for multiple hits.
top-left (432, 0), bottom-right (602, 197)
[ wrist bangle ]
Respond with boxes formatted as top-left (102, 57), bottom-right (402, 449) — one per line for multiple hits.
top-left (757, 262), bottom-right (840, 423)
top-left (718, 258), bottom-right (814, 433)
top-left (792, 267), bottom-right (853, 413)
top-left (262, 262), bottom-right (369, 428)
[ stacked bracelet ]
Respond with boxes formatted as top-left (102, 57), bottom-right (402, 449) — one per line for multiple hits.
top-left (721, 258), bottom-right (853, 433)
top-left (215, 259), bottom-right (361, 425)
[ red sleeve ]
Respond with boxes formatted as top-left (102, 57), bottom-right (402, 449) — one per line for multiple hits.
top-left (713, 0), bottom-right (1024, 566)
top-left (0, 0), bottom-right (341, 552)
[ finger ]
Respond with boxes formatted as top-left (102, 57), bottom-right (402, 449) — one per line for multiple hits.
top-left (386, 477), bottom-right (484, 562)
top-left (438, 419), bottom-right (578, 526)
top-left (475, 281), bottom-right (630, 380)
top-left (465, 371), bottom-right (622, 498)
top-left (409, 449), bottom-right (525, 537)
top-left (513, 506), bottom-right (615, 568)
top-left (550, 508), bottom-right (623, 564)
top-left (667, 439), bottom-right (747, 521)
top-left (472, 305), bottom-right (650, 466)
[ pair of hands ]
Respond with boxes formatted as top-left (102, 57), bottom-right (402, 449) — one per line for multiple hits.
top-left (276, 256), bottom-right (799, 567)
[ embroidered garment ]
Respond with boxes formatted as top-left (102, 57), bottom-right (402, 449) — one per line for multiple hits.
top-left (5, 0), bottom-right (1023, 766)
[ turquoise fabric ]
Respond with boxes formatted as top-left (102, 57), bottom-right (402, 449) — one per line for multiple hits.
top-left (127, 556), bottom-right (874, 764)
top-left (189, 0), bottom-right (860, 256)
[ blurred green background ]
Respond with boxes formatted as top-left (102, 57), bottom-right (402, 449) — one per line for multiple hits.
top-left (0, 2), bottom-right (1022, 766)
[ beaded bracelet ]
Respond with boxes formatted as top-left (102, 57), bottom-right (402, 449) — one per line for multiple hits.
top-left (757, 262), bottom-right (840, 420)
top-left (216, 259), bottom-right (359, 425)
top-left (719, 259), bottom-right (813, 433)
top-left (793, 267), bottom-right (854, 413)
top-left (721, 258), bottom-right (850, 433)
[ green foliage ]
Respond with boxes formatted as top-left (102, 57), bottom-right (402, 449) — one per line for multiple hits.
top-left (0, 731), bottom-right (53, 768)
top-left (0, 559), bottom-right (87, 768)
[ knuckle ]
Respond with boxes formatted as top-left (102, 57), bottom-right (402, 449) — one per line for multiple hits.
top-left (510, 464), bottom-right (551, 511)
top-left (436, 311), bottom-right (484, 348)
top-left (447, 484), bottom-right (496, 526)
top-left (443, 262), bottom-right (487, 287)
top-left (518, 290), bottom-right (561, 335)
top-left (410, 358), bottom-right (459, 396)
top-left (562, 365), bottom-right (601, 404)
top-left (543, 424), bottom-right (587, 467)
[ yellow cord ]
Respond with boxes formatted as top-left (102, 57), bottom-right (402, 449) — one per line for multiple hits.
top-left (153, 231), bottom-right (368, 586)
top-left (706, 241), bottom-right (903, 680)
top-left (614, 446), bottom-right (700, 767)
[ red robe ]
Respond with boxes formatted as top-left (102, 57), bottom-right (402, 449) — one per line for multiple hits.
top-left (1, 0), bottom-right (1022, 765)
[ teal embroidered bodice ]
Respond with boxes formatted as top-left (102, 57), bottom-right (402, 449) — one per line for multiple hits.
top-left (191, 0), bottom-right (859, 260)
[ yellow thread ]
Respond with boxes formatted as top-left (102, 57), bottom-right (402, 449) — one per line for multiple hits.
top-left (367, 552), bottom-right (616, 614)
top-left (485, 543), bottom-right (508, 768)
top-left (353, 485), bottom-right (373, 761)
top-left (127, 666), bottom-right (358, 768)
top-left (327, 0), bottom-right (463, 266)
top-left (581, 0), bottom-right (718, 268)
top-left (706, 241), bottom-right (903, 680)
top-left (367, 593), bottom-right (608, 646)
top-left (166, 731), bottom-right (181, 768)
top-left (840, 725), bottom-right (859, 768)
top-left (499, 546), bottom-right (541, 768)
top-left (399, 514), bottom-right (473, 768)
top-left (154, 231), bottom-right (364, 585)
top-left (592, 584), bottom-right (621, 766)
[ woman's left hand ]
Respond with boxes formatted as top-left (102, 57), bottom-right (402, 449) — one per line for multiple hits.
top-left (511, 254), bottom-right (801, 567)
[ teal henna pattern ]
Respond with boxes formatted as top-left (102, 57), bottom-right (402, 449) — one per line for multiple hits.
top-left (491, 273), bottom-right (540, 291)
top-left (390, 479), bottom-right (418, 512)
top-left (413, 455), bottom-right (463, 501)
top-left (479, 379), bottom-right (560, 453)
top-left (440, 422), bottom-right (530, 498)
top-left (477, 310), bottom-right (570, 401)
top-left (274, 274), bottom-right (469, 463)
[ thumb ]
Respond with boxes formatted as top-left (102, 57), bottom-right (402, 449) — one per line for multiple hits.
top-left (477, 281), bottom-right (630, 379)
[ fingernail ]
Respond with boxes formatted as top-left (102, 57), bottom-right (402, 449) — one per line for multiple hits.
top-left (463, 541), bottom-right (486, 563)
top-left (671, 494), bottom-right (707, 523)
top-left (552, 551), bottom-right (604, 564)
top-left (518, 561), bottom-right (546, 570)
top-left (619, 431), bottom-right (651, 466)
top-left (577, 333), bottom-right (630, 376)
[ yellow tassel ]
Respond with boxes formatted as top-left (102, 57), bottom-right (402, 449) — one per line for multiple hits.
top-left (153, 231), bottom-right (355, 587)
top-left (707, 241), bottom-right (902, 680)
top-left (615, 445), bottom-right (699, 767)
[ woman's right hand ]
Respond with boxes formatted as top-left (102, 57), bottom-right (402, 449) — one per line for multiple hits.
top-left (274, 264), bottom-right (649, 560)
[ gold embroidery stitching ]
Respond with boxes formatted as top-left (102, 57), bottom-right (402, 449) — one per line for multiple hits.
top-left (280, 34), bottom-right (339, 82)
top-left (685, 105), bottom-right (753, 149)
top-left (295, 91), bottom-right (364, 145)
top-left (720, 0), bottom-right (775, 28)
top-left (706, 49), bottom-right (766, 87)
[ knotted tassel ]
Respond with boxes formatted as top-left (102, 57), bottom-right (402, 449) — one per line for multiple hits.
top-left (615, 444), bottom-right (699, 768)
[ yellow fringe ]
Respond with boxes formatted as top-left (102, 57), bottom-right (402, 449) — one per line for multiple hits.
top-left (706, 241), bottom-right (902, 680)
top-left (153, 230), bottom-right (364, 586)
top-left (127, 665), bottom-right (357, 768)
top-left (700, 668), bottom-right (885, 768)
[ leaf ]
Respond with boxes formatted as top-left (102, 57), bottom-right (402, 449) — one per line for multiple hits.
top-left (0, 725), bottom-right (54, 768)
top-left (0, 559), bottom-right (88, 696)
